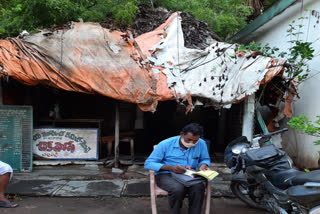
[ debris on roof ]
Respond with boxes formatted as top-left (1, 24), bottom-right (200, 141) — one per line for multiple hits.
top-left (101, 6), bottom-right (222, 49)
top-left (136, 13), bottom-right (286, 112)
top-left (0, 10), bottom-right (291, 113)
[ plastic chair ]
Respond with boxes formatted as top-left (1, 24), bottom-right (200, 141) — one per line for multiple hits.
top-left (149, 145), bottom-right (211, 214)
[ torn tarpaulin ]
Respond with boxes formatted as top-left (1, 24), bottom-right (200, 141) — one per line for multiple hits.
top-left (0, 22), bottom-right (158, 111)
top-left (136, 13), bottom-right (287, 112)
top-left (0, 12), bottom-right (291, 113)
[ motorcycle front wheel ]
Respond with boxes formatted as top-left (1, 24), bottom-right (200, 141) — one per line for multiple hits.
top-left (230, 181), bottom-right (267, 210)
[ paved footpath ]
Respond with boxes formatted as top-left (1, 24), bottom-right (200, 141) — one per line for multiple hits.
top-left (4, 163), bottom-right (270, 213)
top-left (0, 197), bottom-right (269, 214)
top-left (7, 163), bottom-right (234, 198)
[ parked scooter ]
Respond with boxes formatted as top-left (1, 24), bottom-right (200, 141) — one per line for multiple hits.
top-left (224, 128), bottom-right (320, 214)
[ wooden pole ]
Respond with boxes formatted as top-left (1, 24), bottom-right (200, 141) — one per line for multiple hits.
top-left (0, 79), bottom-right (3, 105)
top-left (216, 109), bottom-right (227, 150)
top-left (242, 94), bottom-right (255, 141)
top-left (114, 103), bottom-right (120, 168)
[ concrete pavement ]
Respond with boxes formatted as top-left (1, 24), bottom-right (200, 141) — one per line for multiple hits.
top-left (7, 162), bottom-right (233, 198)
top-left (0, 197), bottom-right (269, 214)
top-left (3, 162), bottom-right (269, 214)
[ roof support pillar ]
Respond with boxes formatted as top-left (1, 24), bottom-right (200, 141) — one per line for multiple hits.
top-left (114, 102), bottom-right (120, 168)
top-left (0, 79), bottom-right (3, 105)
top-left (242, 94), bottom-right (255, 141)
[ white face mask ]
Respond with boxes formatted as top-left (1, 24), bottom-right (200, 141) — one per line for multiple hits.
top-left (181, 137), bottom-right (198, 148)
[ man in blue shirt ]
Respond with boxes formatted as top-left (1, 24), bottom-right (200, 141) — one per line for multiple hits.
top-left (145, 123), bottom-right (211, 214)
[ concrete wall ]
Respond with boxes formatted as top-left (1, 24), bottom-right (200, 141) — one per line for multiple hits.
top-left (242, 0), bottom-right (320, 168)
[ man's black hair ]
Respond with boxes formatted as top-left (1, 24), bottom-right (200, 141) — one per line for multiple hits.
top-left (181, 123), bottom-right (203, 136)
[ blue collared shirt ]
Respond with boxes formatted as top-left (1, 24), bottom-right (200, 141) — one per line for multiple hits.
top-left (144, 136), bottom-right (211, 174)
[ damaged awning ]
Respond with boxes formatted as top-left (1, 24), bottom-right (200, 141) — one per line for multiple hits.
top-left (0, 13), bottom-right (290, 112)
top-left (0, 23), bottom-right (158, 111)
top-left (136, 13), bottom-right (287, 112)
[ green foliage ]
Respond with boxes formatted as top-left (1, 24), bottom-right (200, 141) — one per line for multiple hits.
top-left (288, 114), bottom-right (320, 145)
top-left (240, 14), bottom-right (320, 147)
top-left (155, 0), bottom-right (252, 38)
top-left (238, 41), bottom-right (279, 57)
top-left (113, 0), bottom-right (139, 25)
top-left (0, 0), bottom-right (139, 38)
top-left (239, 15), bottom-right (316, 82)
top-left (284, 18), bottom-right (315, 81)
top-left (0, 0), bottom-right (253, 39)
top-left (262, 0), bottom-right (278, 10)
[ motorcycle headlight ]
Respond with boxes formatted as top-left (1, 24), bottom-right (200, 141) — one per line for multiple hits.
top-left (232, 143), bottom-right (249, 154)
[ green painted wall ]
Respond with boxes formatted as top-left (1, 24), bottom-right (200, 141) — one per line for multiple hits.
top-left (231, 0), bottom-right (297, 42)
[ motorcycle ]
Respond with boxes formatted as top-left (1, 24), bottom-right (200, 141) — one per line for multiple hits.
top-left (224, 128), bottom-right (320, 214)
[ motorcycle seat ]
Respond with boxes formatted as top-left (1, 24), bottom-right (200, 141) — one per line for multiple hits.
top-left (269, 168), bottom-right (320, 190)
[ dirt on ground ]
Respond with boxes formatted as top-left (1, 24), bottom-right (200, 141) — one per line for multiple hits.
top-left (0, 196), bottom-right (269, 214)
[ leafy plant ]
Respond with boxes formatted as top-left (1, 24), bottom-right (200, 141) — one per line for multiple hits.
top-left (288, 114), bottom-right (320, 145)
top-left (113, 0), bottom-right (139, 25)
top-left (238, 15), bottom-right (315, 82)
top-left (238, 12), bottom-right (320, 146)
top-left (0, 0), bottom-right (140, 38)
top-left (155, 0), bottom-right (252, 38)
top-left (238, 41), bottom-right (279, 57)
top-left (0, 0), bottom-right (255, 39)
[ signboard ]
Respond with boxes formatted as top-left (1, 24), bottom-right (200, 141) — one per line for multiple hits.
top-left (0, 105), bottom-right (33, 172)
top-left (33, 128), bottom-right (98, 160)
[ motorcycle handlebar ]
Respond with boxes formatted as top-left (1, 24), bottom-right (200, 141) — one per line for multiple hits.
top-left (260, 128), bottom-right (288, 139)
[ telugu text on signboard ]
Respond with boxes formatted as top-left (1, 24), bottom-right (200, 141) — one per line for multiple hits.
top-left (33, 128), bottom-right (98, 160)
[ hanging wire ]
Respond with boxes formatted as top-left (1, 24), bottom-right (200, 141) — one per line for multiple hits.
top-left (176, 0), bottom-right (180, 72)
top-left (303, 70), bottom-right (320, 81)
top-left (306, 8), bottom-right (311, 41)
top-left (54, 28), bottom-right (64, 87)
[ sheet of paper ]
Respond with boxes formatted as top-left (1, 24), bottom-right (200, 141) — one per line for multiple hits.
top-left (184, 169), bottom-right (196, 177)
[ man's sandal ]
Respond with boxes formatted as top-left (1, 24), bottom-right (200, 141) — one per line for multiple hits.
top-left (0, 201), bottom-right (19, 208)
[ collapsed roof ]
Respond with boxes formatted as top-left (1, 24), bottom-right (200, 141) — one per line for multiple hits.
top-left (0, 11), bottom-right (290, 113)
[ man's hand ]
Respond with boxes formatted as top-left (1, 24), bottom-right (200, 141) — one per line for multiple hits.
top-left (160, 165), bottom-right (186, 174)
top-left (199, 164), bottom-right (209, 171)
top-left (171, 165), bottom-right (187, 174)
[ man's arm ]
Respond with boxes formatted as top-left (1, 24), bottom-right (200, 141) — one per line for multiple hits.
top-left (160, 165), bottom-right (186, 174)
top-left (198, 141), bottom-right (211, 169)
top-left (144, 143), bottom-right (187, 174)
top-left (144, 144), bottom-right (165, 172)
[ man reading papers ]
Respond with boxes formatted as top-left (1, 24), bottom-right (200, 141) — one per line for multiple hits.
top-left (145, 123), bottom-right (214, 214)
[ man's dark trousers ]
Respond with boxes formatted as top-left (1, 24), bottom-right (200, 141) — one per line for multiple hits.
top-left (155, 173), bottom-right (205, 214)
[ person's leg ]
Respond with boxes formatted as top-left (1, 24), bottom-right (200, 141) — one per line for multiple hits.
top-left (0, 173), bottom-right (10, 202)
top-left (187, 182), bottom-right (205, 214)
top-left (156, 173), bottom-right (186, 214)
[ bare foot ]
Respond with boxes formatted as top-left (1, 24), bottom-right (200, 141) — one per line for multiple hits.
top-left (0, 196), bottom-right (10, 203)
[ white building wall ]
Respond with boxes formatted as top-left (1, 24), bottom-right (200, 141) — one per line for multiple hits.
top-left (243, 0), bottom-right (320, 168)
